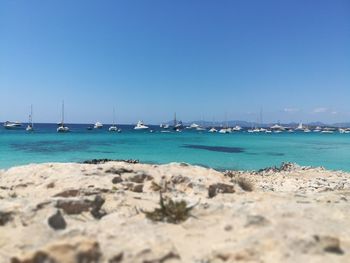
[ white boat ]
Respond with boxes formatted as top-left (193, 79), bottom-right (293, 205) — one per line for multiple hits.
top-left (94, 122), bottom-right (103, 129)
top-left (219, 128), bottom-right (231, 134)
top-left (109, 108), bottom-right (120, 132)
top-left (173, 113), bottom-right (184, 131)
top-left (196, 126), bottom-right (206, 131)
top-left (187, 123), bottom-right (200, 129)
top-left (313, 126), bottom-right (322, 132)
top-left (304, 128), bottom-right (311, 133)
top-left (232, 126), bottom-right (242, 131)
top-left (271, 124), bottom-right (285, 130)
top-left (339, 128), bottom-right (350, 134)
top-left (321, 130), bottom-right (334, 134)
top-left (57, 101), bottom-right (70, 133)
top-left (134, 120), bottom-right (149, 130)
top-left (208, 127), bottom-right (217, 133)
top-left (57, 126), bottom-right (70, 132)
top-left (295, 122), bottom-right (304, 130)
top-left (26, 105), bottom-right (34, 131)
top-left (4, 121), bottom-right (22, 130)
top-left (160, 124), bottom-right (169, 129)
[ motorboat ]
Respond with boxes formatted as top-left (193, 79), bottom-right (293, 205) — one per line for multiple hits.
top-left (4, 121), bottom-right (22, 130)
top-left (208, 127), bottom-right (218, 133)
top-left (270, 124), bottom-right (285, 132)
top-left (232, 126), bottom-right (242, 132)
top-left (134, 120), bottom-right (149, 130)
top-left (313, 126), bottom-right (322, 132)
top-left (187, 123), bottom-right (200, 129)
top-left (94, 122), bottom-right (103, 129)
top-left (219, 128), bottom-right (231, 134)
top-left (196, 126), bottom-right (206, 131)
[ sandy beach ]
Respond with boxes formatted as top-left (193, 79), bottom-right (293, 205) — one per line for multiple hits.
top-left (0, 161), bottom-right (349, 262)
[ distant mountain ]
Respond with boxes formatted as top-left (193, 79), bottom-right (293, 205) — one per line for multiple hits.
top-left (163, 120), bottom-right (348, 128)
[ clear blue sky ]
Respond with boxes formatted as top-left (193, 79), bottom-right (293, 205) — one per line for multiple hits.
top-left (0, 0), bottom-right (349, 124)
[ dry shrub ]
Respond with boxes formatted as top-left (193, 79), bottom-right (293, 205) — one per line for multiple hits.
top-left (143, 193), bottom-right (195, 224)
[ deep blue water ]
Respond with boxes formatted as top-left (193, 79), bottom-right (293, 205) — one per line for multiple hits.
top-left (1, 123), bottom-right (350, 171)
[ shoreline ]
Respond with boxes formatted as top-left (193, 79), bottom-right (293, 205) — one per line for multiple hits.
top-left (1, 161), bottom-right (350, 262)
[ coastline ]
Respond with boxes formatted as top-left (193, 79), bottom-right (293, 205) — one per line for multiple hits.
top-left (1, 161), bottom-right (350, 262)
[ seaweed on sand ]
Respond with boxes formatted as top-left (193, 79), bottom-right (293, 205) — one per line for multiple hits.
top-left (143, 193), bottom-right (196, 224)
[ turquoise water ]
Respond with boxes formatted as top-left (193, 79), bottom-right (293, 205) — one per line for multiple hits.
top-left (1, 124), bottom-right (350, 171)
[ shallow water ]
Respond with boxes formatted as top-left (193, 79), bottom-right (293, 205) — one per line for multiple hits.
top-left (1, 124), bottom-right (350, 171)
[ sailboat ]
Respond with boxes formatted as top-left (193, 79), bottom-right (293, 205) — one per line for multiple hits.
top-left (173, 113), bottom-right (184, 131)
top-left (57, 101), bottom-right (70, 133)
top-left (219, 113), bottom-right (231, 133)
top-left (26, 105), bottom-right (34, 131)
top-left (109, 108), bottom-right (121, 132)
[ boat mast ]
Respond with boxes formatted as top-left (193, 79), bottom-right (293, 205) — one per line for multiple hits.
top-left (61, 100), bottom-right (65, 125)
top-left (113, 107), bottom-right (116, 126)
top-left (174, 112), bottom-right (177, 127)
top-left (30, 104), bottom-right (33, 127)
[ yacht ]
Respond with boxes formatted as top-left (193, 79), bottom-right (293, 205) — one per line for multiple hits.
top-left (313, 126), bottom-right (322, 132)
top-left (4, 121), bottom-right (22, 130)
top-left (270, 124), bottom-right (285, 132)
top-left (57, 101), bottom-right (70, 133)
top-left (196, 126), bottom-right (206, 131)
top-left (94, 122), bottom-right (103, 129)
top-left (134, 120), bottom-right (149, 130)
top-left (26, 105), bottom-right (34, 132)
top-left (187, 123), bottom-right (200, 129)
top-left (208, 127), bottom-right (218, 133)
top-left (321, 127), bottom-right (335, 134)
top-left (232, 126), bottom-right (242, 132)
top-left (219, 128), bottom-right (231, 134)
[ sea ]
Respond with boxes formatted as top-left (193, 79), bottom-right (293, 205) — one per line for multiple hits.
top-left (1, 123), bottom-right (350, 172)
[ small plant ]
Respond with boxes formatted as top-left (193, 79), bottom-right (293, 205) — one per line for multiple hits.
top-left (235, 177), bottom-right (254, 192)
top-left (150, 180), bottom-right (171, 192)
top-left (143, 193), bottom-right (195, 224)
